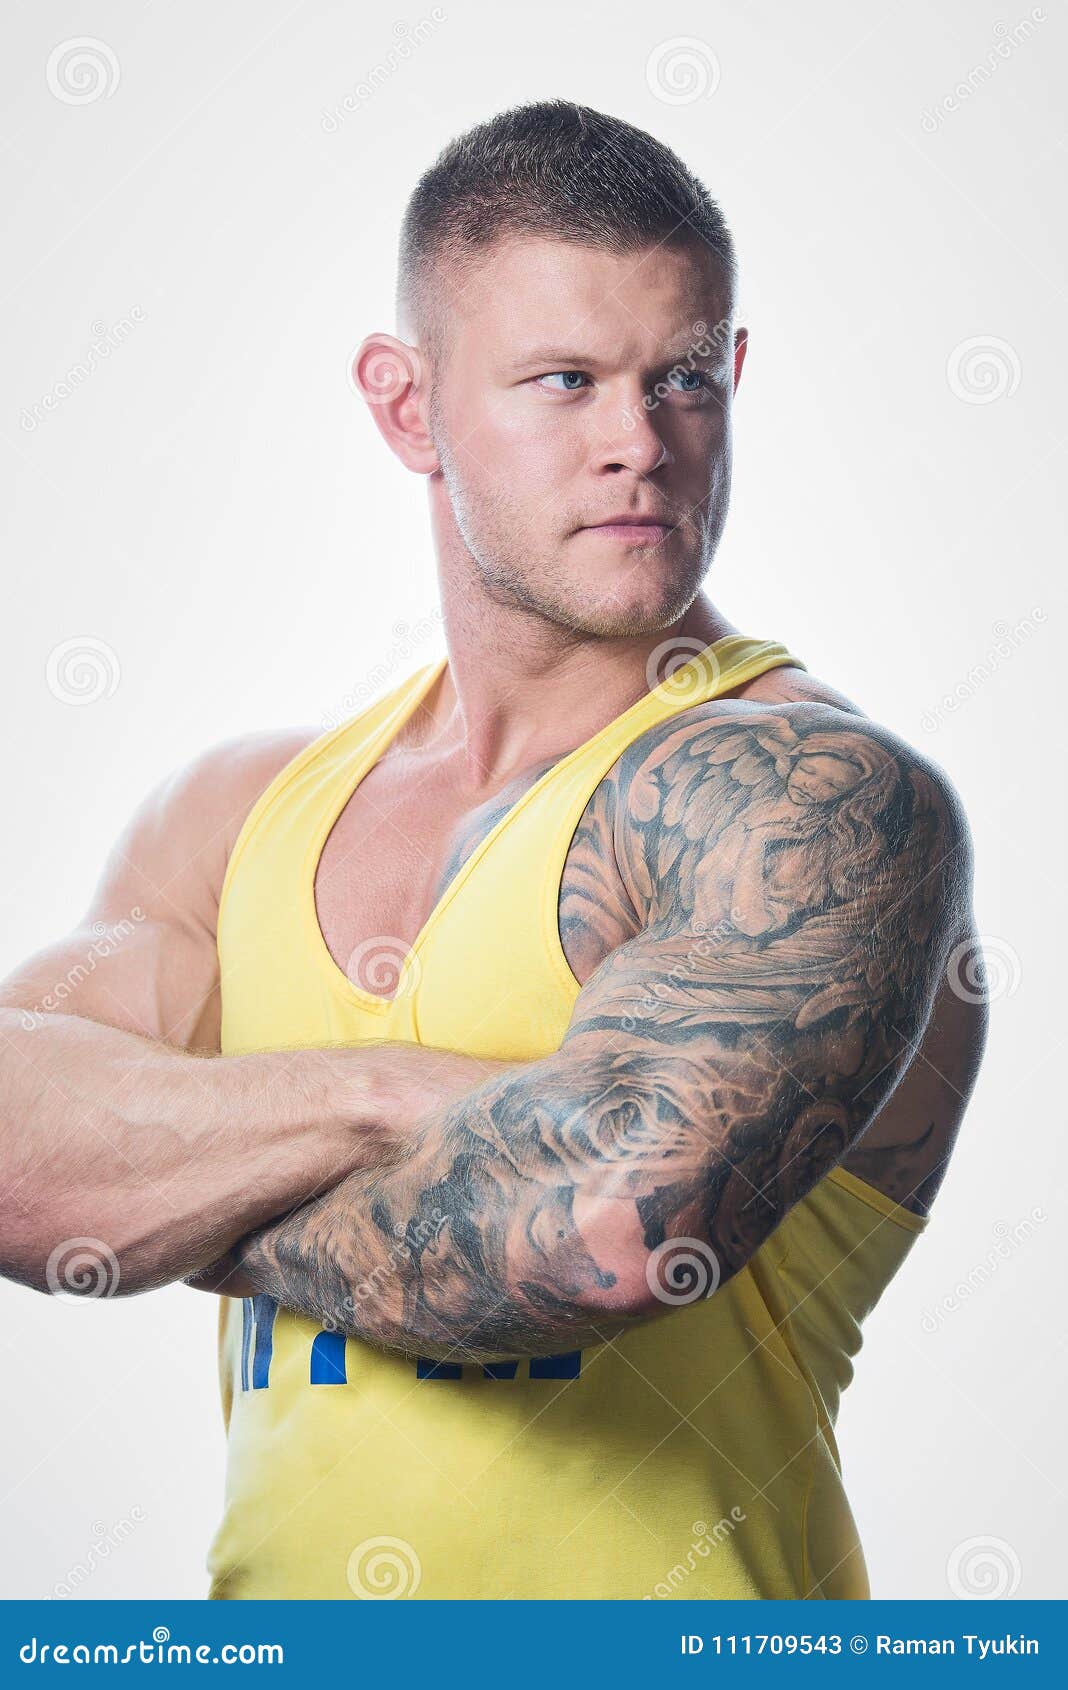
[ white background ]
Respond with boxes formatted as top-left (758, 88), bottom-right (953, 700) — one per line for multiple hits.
top-left (1, 0), bottom-right (1064, 1600)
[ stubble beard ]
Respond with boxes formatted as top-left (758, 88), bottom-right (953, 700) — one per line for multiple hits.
top-left (433, 425), bottom-right (718, 641)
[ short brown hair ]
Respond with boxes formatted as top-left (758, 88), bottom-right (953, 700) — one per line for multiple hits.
top-left (397, 99), bottom-right (737, 351)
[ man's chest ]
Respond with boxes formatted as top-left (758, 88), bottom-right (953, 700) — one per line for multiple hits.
top-left (312, 750), bottom-right (643, 998)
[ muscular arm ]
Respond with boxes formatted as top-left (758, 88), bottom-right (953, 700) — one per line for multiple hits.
top-left (0, 735), bottom-right (502, 1295)
top-left (204, 705), bottom-right (975, 1362)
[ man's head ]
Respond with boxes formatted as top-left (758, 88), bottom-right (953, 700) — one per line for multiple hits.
top-left (355, 100), bottom-right (747, 639)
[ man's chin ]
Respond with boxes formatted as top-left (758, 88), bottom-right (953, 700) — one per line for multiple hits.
top-left (564, 539), bottom-right (705, 626)
top-left (542, 586), bottom-right (702, 642)
top-left (566, 571), bottom-right (705, 641)
top-left (470, 540), bottom-right (705, 640)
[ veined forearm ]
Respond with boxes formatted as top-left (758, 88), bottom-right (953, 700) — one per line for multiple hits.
top-left (0, 1011), bottom-right (403, 1295)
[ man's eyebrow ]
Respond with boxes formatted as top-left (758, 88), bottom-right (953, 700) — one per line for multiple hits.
top-left (508, 343), bottom-right (728, 372)
top-left (507, 347), bottom-right (599, 369)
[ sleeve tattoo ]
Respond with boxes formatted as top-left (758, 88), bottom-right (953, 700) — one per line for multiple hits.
top-left (213, 705), bottom-right (973, 1363)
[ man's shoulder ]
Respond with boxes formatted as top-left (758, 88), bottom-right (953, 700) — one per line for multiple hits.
top-left (138, 726), bottom-right (321, 908)
top-left (612, 658), bottom-right (873, 795)
top-left (723, 659), bottom-right (867, 716)
top-left (622, 685), bottom-right (865, 783)
top-left (166, 726), bottom-right (319, 828)
top-left (610, 670), bottom-right (971, 930)
top-left (625, 662), bottom-right (957, 801)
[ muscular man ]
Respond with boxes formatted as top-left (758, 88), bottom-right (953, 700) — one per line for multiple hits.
top-left (1, 102), bottom-right (986, 1600)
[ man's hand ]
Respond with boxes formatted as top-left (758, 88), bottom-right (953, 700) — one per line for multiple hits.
top-left (203, 704), bottom-right (975, 1364)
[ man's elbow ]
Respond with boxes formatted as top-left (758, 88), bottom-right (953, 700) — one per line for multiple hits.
top-left (567, 1208), bottom-right (728, 1324)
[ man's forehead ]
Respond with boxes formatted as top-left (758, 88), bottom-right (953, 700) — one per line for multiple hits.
top-left (437, 233), bottom-right (729, 354)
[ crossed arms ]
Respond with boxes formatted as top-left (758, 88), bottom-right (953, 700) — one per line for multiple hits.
top-left (188, 704), bottom-right (976, 1364)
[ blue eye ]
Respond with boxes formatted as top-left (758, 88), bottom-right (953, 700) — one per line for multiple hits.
top-left (538, 371), bottom-right (588, 391)
top-left (665, 369), bottom-right (708, 393)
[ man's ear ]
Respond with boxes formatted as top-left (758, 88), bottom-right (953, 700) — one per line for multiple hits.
top-left (350, 333), bottom-right (438, 473)
top-left (732, 326), bottom-right (749, 396)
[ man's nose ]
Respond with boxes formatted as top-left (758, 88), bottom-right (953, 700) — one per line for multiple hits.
top-left (591, 389), bottom-right (674, 476)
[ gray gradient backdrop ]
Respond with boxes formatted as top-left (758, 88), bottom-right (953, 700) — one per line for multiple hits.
top-left (1, 0), bottom-right (1064, 1600)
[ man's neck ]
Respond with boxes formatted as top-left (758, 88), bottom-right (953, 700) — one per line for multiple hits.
top-left (412, 582), bottom-right (740, 790)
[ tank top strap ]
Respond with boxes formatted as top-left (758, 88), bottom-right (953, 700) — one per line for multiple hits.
top-left (649, 634), bottom-right (804, 711)
top-left (541, 634), bottom-right (804, 852)
top-left (218, 658), bottom-right (444, 919)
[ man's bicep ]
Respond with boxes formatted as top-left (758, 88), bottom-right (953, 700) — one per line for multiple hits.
top-left (0, 915), bottom-right (219, 1049)
top-left (0, 786), bottom-right (221, 1048)
top-left (0, 730), bottom-right (309, 1050)
top-left (556, 707), bottom-right (974, 1276)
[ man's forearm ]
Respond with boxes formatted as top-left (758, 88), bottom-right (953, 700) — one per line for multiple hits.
top-left (199, 1049), bottom-right (677, 1363)
top-left (0, 1010), bottom-right (501, 1297)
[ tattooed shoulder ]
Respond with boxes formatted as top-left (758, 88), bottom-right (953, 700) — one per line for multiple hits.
top-left (607, 699), bottom-right (973, 949)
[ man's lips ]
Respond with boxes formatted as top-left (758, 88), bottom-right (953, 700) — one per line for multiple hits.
top-left (579, 515), bottom-right (677, 544)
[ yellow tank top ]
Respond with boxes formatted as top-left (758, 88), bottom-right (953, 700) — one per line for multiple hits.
top-left (207, 635), bottom-right (927, 1600)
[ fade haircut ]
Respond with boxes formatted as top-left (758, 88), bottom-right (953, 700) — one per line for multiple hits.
top-left (396, 99), bottom-right (737, 359)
